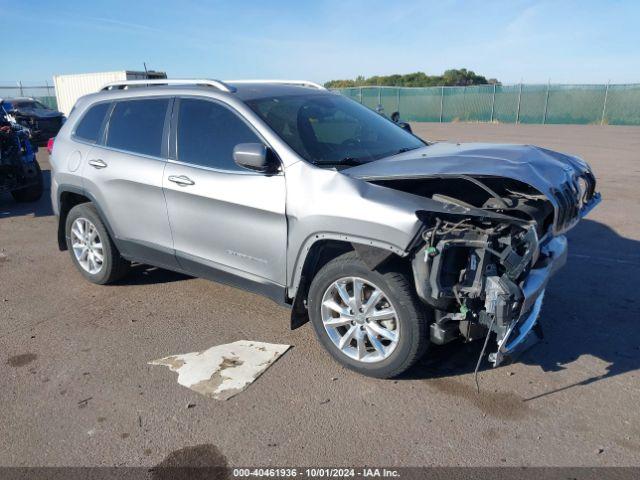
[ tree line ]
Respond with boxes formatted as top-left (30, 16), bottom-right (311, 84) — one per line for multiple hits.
top-left (324, 69), bottom-right (499, 89)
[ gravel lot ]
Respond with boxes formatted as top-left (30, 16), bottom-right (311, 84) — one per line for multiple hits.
top-left (1, 123), bottom-right (639, 468)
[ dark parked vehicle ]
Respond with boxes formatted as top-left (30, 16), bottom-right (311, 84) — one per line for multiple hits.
top-left (1, 97), bottom-right (65, 144)
top-left (0, 100), bottom-right (43, 202)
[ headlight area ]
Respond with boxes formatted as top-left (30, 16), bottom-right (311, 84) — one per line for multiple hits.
top-left (411, 215), bottom-right (540, 353)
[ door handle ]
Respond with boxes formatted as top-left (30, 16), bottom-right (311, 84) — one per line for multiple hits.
top-left (168, 175), bottom-right (195, 186)
top-left (88, 159), bottom-right (107, 169)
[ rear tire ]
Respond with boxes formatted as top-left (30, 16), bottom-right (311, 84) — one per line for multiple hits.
top-left (11, 161), bottom-right (43, 203)
top-left (308, 252), bottom-right (429, 378)
top-left (65, 203), bottom-right (130, 284)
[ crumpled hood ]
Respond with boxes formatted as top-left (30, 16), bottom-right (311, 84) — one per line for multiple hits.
top-left (343, 142), bottom-right (591, 201)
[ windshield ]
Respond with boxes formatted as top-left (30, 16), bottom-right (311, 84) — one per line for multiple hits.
top-left (246, 93), bottom-right (425, 166)
top-left (13, 100), bottom-right (48, 110)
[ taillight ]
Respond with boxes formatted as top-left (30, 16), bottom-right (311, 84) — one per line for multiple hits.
top-left (47, 137), bottom-right (55, 154)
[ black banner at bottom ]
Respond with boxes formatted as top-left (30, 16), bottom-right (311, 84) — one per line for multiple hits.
top-left (0, 467), bottom-right (638, 480)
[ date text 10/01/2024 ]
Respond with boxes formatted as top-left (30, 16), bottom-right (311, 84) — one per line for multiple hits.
top-left (232, 468), bottom-right (401, 478)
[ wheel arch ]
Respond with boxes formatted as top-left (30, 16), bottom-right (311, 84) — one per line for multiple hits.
top-left (288, 235), bottom-right (408, 329)
top-left (57, 186), bottom-right (117, 252)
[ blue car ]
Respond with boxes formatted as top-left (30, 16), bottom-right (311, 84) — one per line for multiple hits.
top-left (1, 99), bottom-right (43, 202)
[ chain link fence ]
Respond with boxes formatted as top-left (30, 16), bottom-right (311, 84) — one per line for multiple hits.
top-left (3, 81), bottom-right (638, 125)
top-left (337, 83), bottom-right (640, 125)
top-left (0, 82), bottom-right (58, 109)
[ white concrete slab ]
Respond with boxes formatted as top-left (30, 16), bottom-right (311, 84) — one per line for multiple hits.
top-left (149, 340), bottom-right (291, 400)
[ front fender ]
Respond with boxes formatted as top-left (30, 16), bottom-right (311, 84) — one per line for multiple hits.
top-left (283, 160), bottom-right (525, 297)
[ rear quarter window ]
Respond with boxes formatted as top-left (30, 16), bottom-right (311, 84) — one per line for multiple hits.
top-left (74, 102), bottom-right (110, 143)
top-left (106, 98), bottom-right (169, 157)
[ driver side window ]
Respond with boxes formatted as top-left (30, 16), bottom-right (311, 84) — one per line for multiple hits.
top-left (176, 98), bottom-right (262, 172)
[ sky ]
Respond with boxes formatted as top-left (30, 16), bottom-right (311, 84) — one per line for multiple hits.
top-left (1, 0), bottom-right (639, 85)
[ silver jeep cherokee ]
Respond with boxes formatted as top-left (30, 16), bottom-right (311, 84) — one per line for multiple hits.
top-left (50, 79), bottom-right (600, 378)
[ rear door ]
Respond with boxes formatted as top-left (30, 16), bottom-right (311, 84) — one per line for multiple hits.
top-left (81, 97), bottom-right (178, 268)
top-left (163, 97), bottom-right (287, 291)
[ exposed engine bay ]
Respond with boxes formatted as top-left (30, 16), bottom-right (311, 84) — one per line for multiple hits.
top-left (369, 172), bottom-right (599, 367)
top-left (373, 175), bottom-right (555, 236)
top-left (411, 214), bottom-right (539, 360)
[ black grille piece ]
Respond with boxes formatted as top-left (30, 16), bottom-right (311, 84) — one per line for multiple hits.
top-left (554, 181), bottom-right (579, 232)
top-left (583, 171), bottom-right (596, 200)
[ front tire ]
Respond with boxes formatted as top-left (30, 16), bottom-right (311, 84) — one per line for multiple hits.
top-left (308, 252), bottom-right (430, 378)
top-left (65, 203), bottom-right (130, 284)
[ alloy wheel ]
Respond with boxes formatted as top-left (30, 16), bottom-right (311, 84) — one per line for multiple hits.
top-left (71, 218), bottom-right (104, 275)
top-left (320, 276), bottom-right (399, 363)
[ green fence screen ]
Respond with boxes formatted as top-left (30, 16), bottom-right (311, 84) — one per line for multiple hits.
top-left (336, 84), bottom-right (640, 125)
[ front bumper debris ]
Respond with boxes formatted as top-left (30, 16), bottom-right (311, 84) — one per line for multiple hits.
top-left (489, 235), bottom-right (568, 366)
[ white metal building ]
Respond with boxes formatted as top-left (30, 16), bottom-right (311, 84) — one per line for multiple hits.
top-left (53, 70), bottom-right (167, 116)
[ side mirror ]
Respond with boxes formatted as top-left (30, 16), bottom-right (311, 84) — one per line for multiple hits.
top-left (390, 111), bottom-right (400, 123)
top-left (233, 143), bottom-right (279, 173)
top-left (398, 122), bottom-right (412, 134)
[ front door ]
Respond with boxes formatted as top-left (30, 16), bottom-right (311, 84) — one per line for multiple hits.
top-left (163, 97), bottom-right (287, 294)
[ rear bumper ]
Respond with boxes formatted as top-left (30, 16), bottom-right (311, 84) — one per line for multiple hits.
top-left (489, 235), bottom-right (568, 366)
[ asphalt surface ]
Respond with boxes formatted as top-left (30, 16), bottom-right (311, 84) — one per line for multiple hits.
top-left (1, 124), bottom-right (639, 468)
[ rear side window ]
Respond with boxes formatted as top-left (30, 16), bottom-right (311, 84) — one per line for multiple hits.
top-left (74, 102), bottom-right (110, 143)
top-left (106, 99), bottom-right (169, 157)
top-left (176, 98), bottom-right (261, 171)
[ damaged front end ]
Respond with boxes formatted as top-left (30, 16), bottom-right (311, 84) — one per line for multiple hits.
top-left (0, 121), bottom-right (39, 194)
top-left (412, 214), bottom-right (567, 366)
top-left (389, 174), bottom-right (600, 367)
top-left (340, 142), bottom-right (601, 367)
